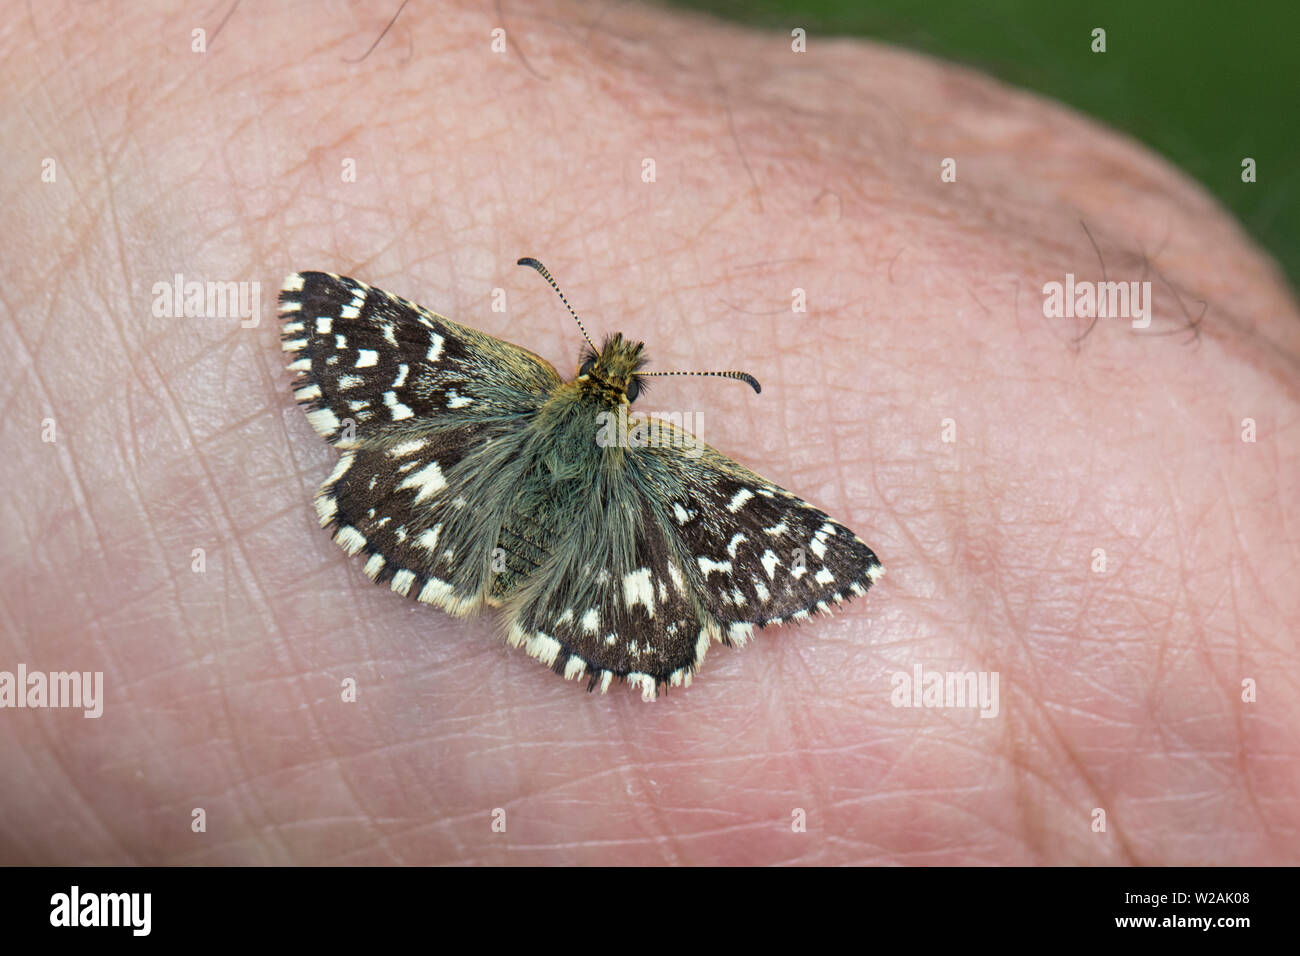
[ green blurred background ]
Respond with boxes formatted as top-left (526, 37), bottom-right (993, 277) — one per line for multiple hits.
top-left (667, 0), bottom-right (1299, 294)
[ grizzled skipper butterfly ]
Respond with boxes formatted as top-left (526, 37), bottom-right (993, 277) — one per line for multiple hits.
top-left (279, 260), bottom-right (882, 700)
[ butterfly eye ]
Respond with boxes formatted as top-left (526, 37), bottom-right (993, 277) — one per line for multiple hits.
top-left (579, 357), bottom-right (596, 377)
top-left (625, 377), bottom-right (640, 402)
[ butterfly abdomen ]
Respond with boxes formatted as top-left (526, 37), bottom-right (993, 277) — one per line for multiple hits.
top-left (488, 400), bottom-right (608, 601)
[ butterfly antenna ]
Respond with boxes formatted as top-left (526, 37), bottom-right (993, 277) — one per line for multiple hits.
top-left (517, 257), bottom-right (596, 352)
top-left (640, 370), bottom-right (762, 394)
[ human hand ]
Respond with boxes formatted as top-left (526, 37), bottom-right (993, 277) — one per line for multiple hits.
top-left (2, 0), bottom-right (1296, 864)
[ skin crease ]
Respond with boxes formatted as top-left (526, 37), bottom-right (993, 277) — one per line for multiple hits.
top-left (1, 0), bottom-right (1298, 866)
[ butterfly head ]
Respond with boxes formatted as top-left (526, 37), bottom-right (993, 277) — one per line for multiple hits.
top-left (517, 257), bottom-right (763, 402)
top-left (578, 332), bottom-right (648, 404)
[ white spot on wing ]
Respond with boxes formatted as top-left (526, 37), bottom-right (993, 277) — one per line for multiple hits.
top-left (628, 672), bottom-right (657, 702)
top-left (325, 452), bottom-right (354, 488)
top-left (396, 460), bottom-right (446, 503)
top-left (695, 627), bottom-right (712, 667)
top-left (726, 488), bottom-right (754, 512)
top-left (525, 632), bottom-right (563, 667)
top-left (305, 407), bottom-right (340, 436)
top-left (426, 333), bottom-right (444, 362)
top-left (810, 523), bottom-right (835, 559)
top-left (334, 525), bottom-right (366, 555)
top-left (418, 577), bottom-right (456, 606)
top-left (697, 556), bottom-right (732, 576)
top-left (383, 391), bottom-right (414, 420)
top-left (622, 568), bottom-right (655, 616)
top-left (355, 349), bottom-right (379, 368)
top-left (387, 438), bottom-right (427, 457)
top-left (728, 622), bottom-right (754, 645)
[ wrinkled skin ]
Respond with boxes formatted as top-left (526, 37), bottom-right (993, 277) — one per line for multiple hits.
top-left (2, 1), bottom-right (1298, 864)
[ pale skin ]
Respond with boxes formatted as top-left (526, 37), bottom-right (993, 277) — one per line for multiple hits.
top-left (2, 1), bottom-right (1297, 865)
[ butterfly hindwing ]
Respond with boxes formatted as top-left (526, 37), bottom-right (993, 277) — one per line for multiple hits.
top-left (279, 271), bottom-right (561, 446)
top-left (504, 490), bottom-right (709, 700)
top-left (315, 425), bottom-right (500, 616)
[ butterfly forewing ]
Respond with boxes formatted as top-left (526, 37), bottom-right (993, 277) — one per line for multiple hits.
top-left (632, 431), bottom-right (883, 634)
top-left (279, 271), bottom-right (560, 445)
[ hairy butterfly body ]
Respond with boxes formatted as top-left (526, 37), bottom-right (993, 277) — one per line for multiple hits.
top-left (279, 261), bottom-right (882, 700)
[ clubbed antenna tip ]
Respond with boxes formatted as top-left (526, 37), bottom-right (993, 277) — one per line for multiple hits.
top-left (642, 369), bottom-right (762, 394)
top-left (517, 257), bottom-right (596, 351)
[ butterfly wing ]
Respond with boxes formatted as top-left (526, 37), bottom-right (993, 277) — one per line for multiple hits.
top-left (632, 426), bottom-right (883, 636)
top-left (503, 420), bottom-right (882, 699)
top-left (503, 486), bottom-right (710, 701)
top-left (279, 271), bottom-right (560, 446)
top-left (279, 272), bottom-right (563, 614)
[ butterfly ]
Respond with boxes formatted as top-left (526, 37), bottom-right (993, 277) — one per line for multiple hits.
top-left (278, 259), bottom-right (883, 700)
